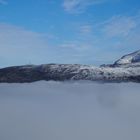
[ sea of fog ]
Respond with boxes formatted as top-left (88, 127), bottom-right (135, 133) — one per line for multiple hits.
top-left (0, 81), bottom-right (140, 140)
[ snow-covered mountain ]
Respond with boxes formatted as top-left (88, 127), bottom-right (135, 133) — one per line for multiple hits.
top-left (0, 50), bottom-right (140, 83)
top-left (114, 50), bottom-right (140, 65)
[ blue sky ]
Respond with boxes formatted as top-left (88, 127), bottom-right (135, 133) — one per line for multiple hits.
top-left (0, 0), bottom-right (140, 67)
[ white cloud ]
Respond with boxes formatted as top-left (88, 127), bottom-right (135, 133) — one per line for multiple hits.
top-left (0, 23), bottom-right (47, 49)
top-left (102, 15), bottom-right (138, 38)
top-left (0, 23), bottom-right (49, 67)
top-left (67, 13), bottom-right (140, 64)
top-left (0, 0), bottom-right (7, 5)
top-left (90, 13), bottom-right (140, 60)
top-left (0, 23), bottom-right (95, 67)
top-left (63, 0), bottom-right (105, 13)
top-left (0, 13), bottom-right (140, 67)
top-left (60, 41), bottom-right (91, 51)
top-left (79, 25), bottom-right (92, 34)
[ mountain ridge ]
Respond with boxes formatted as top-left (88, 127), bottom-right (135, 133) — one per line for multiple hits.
top-left (114, 50), bottom-right (140, 65)
top-left (0, 50), bottom-right (140, 83)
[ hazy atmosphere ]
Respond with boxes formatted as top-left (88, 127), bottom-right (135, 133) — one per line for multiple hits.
top-left (0, 81), bottom-right (140, 140)
top-left (0, 0), bottom-right (140, 67)
top-left (0, 1), bottom-right (140, 140)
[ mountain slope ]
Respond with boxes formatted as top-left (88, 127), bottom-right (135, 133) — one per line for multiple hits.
top-left (114, 50), bottom-right (140, 65)
top-left (0, 50), bottom-right (140, 83)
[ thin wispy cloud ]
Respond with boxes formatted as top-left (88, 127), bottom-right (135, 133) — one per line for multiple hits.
top-left (0, 23), bottom-right (48, 67)
top-left (0, 23), bottom-right (96, 66)
top-left (60, 41), bottom-right (91, 51)
top-left (79, 25), bottom-right (93, 34)
top-left (63, 0), bottom-right (105, 13)
top-left (102, 16), bottom-right (137, 38)
top-left (0, 13), bottom-right (140, 66)
top-left (66, 12), bottom-right (140, 64)
top-left (0, 0), bottom-right (7, 5)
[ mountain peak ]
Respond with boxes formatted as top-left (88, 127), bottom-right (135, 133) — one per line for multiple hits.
top-left (114, 50), bottom-right (140, 65)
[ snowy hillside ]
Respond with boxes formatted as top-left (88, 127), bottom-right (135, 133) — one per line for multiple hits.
top-left (114, 50), bottom-right (140, 65)
top-left (0, 50), bottom-right (140, 83)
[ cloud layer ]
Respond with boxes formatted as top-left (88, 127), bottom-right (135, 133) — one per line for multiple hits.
top-left (63, 0), bottom-right (105, 13)
top-left (0, 82), bottom-right (140, 140)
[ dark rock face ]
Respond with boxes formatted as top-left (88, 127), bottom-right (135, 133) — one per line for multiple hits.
top-left (0, 66), bottom-right (44, 83)
top-left (0, 64), bottom-right (80, 83)
top-left (0, 50), bottom-right (140, 83)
